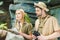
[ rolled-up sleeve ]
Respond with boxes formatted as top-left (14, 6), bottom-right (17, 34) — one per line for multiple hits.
top-left (53, 17), bottom-right (60, 32)
top-left (27, 23), bottom-right (33, 35)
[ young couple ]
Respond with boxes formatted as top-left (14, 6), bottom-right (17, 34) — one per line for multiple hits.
top-left (5, 2), bottom-right (60, 40)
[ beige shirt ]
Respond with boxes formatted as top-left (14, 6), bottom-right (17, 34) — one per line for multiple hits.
top-left (15, 22), bottom-right (33, 40)
top-left (35, 16), bottom-right (60, 40)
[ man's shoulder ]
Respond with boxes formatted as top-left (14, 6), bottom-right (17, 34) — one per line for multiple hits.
top-left (48, 16), bottom-right (57, 21)
top-left (35, 19), bottom-right (40, 24)
top-left (35, 19), bottom-right (39, 22)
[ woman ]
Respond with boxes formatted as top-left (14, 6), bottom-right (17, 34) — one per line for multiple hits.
top-left (5, 9), bottom-right (33, 40)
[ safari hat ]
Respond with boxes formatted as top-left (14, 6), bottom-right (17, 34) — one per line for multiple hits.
top-left (34, 2), bottom-right (49, 12)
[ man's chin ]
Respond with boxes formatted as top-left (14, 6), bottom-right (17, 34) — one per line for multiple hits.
top-left (37, 15), bottom-right (41, 17)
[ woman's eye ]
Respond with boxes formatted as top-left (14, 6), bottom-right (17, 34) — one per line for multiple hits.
top-left (16, 13), bottom-right (20, 15)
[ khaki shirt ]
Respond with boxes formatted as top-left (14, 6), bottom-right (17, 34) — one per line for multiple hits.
top-left (15, 22), bottom-right (33, 40)
top-left (35, 16), bottom-right (60, 40)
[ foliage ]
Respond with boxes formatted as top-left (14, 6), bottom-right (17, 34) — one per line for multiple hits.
top-left (0, 23), bottom-right (8, 30)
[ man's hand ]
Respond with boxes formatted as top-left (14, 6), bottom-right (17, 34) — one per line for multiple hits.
top-left (37, 35), bottom-right (47, 40)
top-left (32, 35), bottom-right (36, 40)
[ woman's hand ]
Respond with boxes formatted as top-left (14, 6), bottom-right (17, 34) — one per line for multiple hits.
top-left (0, 30), bottom-right (7, 37)
top-left (37, 35), bottom-right (47, 40)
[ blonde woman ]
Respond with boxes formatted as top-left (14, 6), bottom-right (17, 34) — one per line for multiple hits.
top-left (5, 9), bottom-right (33, 40)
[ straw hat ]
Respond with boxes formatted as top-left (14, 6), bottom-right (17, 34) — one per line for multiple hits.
top-left (34, 2), bottom-right (49, 12)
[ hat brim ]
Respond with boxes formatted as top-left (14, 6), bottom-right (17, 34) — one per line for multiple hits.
top-left (34, 3), bottom-right (49, 12)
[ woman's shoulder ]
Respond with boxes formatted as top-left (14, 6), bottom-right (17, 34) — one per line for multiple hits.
top-left (24, 22), bottom-right (33, 28)
top-left (24, 22), bottom-right (32, 25)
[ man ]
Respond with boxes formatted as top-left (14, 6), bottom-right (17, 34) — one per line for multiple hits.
top-left (33, 2), bottom-right (60, 40)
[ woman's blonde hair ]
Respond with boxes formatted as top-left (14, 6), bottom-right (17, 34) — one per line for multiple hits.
top-left (15, 9), bottom-right (25, 16)
top-left (14, 9), bottom-right (31, 28)
top-left (15, 9), bottom-right (25, 27)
